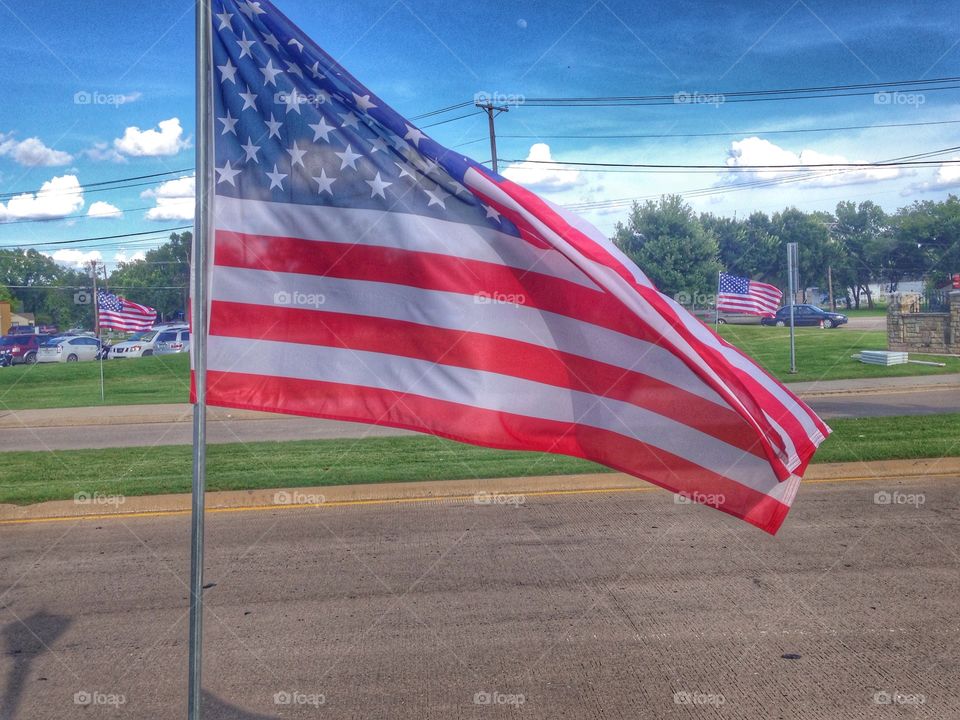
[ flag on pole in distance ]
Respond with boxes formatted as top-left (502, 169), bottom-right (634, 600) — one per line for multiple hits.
top-left (717, 273), bottom-right (783, 317)
top-left (198, 0), bottom-right (831, 534)
top-left (97, 289), bottom-right (157, 332)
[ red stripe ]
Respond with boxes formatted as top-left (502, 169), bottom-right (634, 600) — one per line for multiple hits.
top-left (209, 300), bottom-right (768, 459)
top-left (213, 230), bottom-right (662, 345)
top-left (202, 369), bottom-right (791, 534)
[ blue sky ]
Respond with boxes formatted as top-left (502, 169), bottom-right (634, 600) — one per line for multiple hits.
top-left (0, 0), bottom-right (958, 267)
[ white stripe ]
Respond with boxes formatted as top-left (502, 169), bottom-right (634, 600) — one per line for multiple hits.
top-left (207, 336), bottom-right (782, 496)
top-left (210, 265), bottom-right (728, 406)
top-left (213, 195), bottom-right (599, 291)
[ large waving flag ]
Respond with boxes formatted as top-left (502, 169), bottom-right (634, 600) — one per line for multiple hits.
top-left (200, 0), bottom-right (830, 534)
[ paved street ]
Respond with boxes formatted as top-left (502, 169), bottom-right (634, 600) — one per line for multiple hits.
top-left (2, 375), bottom-right (958, 452)
top-left (1, 474), bottom-right (957, 719)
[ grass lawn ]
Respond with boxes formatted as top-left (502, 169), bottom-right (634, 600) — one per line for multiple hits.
top-left (1, 326), bottom-right (957, 412)
top-left (2, 414), bottom-right (957, 506)
top-left (843, 307), bottom-right (888, 317)
top-left (717, 326), bottom-right (960, 382)
top-left (0, 354), bottom-right (190, 410)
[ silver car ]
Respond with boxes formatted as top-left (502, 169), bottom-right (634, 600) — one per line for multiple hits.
top-left (154, 328), bottom-right (191, 355)
top-left (108, 329), bottom-right (186, 359)
top-left (36, 335), bottom-right (102, 363)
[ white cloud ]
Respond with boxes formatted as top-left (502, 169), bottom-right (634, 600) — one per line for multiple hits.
top-left (502, 143), bottom-right (585, 192)
top-left (87, 201), bottom-right (121, 219)
top-left (142, 174), bottom-right (195, 221)
top-left (47, 249), bottom-right (102, 267)
top-left (113, 248), bottom-right (146, 264)
top-left (0, 174), bottom-right (84, 222)
top-left (85, 142), bottom-right (128, 163)
top-left (723, 137), bottom-right (901, 188)
top-left (0, 133), bottom-right (73, 166)
top-left (902, 157), bottom-right (960, 195)
top-left (113, 117), bottom-right (190, 157)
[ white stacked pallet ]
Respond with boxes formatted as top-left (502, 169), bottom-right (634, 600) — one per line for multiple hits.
top-left (857, 351), bottom-right (909, 366)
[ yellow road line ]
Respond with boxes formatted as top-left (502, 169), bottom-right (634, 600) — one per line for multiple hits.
top-left (0, 472), bottom-right (956, 527)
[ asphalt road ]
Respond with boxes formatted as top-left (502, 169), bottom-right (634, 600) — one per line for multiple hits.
top-left (2, 385), bottom-right (957, 452)
top-left (1, 474), bottom-right (958, 719)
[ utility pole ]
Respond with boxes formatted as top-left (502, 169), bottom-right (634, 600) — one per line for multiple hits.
top-left (476, 101), bottom-right (508, 174)
top-left (89, 260), bottom-right (99, 335)
top-left (827, 266), bottom-right (835, 310)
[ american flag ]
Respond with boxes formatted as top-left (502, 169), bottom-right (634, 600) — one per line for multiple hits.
top-left (717, 273), bottom-right (783, 317)
top-left (97, 289), bottom-right (157, 332)
top-left (202, 0), bottom-right (830, 534)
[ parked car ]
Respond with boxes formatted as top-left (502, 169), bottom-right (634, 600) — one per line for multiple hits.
top-left (0, 334), bottom-right (50, 365)
top-left (108, 328), bottom-right (182, 359)
top-left (154, 328), bottom-right (191, 355)
top-left (36, 335), bottom-right (102, 363)
top-left (761, 304), bottom-right (849, 328)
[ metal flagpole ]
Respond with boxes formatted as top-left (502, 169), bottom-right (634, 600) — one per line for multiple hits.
top-left (188, 0), bottom-right (212, 717)
top-left (787, 242), bottom-right (798, 374)
top-left (91, 261), bottom-right (104, 402)
top-left (714, 271), bottom-right (721, 331)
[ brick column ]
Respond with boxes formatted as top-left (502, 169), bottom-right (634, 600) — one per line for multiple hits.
top-left (949, 291), bottom-right (960, 352)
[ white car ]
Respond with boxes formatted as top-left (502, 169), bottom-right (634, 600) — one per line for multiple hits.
top-left (154, 328), bottom-right (191, 355)
top-left (108, 328), bottom-right (183, 359)
top-left (36, 335), bottom-right (102, 363)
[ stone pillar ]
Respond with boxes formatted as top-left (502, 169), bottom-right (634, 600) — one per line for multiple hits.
top-left (887, 294), bottom-right (905, 350)
top-left (950, 291), bottom-right (960, 352)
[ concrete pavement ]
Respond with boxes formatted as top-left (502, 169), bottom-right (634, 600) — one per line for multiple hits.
top-left (1, 472), bottom-right (957, 719)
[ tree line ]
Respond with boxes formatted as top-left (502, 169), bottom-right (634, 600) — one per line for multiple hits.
top-left (0, 231), bottom-right (190, 328)
top-left (614, 195), bottom-right (960, 308)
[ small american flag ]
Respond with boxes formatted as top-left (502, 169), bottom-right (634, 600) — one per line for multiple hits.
top-left (200, 0), bottom-right (830, 534)
top-left (717, 273), bottom-right (783, 317)
top-left (97, 290), bottom-right (157, 332)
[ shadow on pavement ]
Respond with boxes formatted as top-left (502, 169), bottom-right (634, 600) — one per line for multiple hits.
top-left (1, 610), bottom-right (72, 720)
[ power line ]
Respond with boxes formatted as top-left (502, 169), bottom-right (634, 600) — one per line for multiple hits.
top-left (0, 168), bottom-right (193, 202)
top-left (2, 226), bottom-right (191, 250)
top-left (515, 76), bottom-right (960, 106)
top-left (479, 118), bottom-right (960, 142)
top-left (501, 145), bottom-right (960, 171)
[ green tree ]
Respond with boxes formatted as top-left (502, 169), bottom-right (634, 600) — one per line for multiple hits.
top-left (614, 195), bottom-right (720, 301)
top-left (770, 208), bottom-right (834, 300)
top-left (0, 248), bottom-right (90, 327)
top-left (831, 200), bottom-right (888, 308)
top-left (108, 232), bottom-right (191, 321)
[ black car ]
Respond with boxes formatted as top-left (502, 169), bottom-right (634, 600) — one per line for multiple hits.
top-left (761, 304), bottom-right (848, 328)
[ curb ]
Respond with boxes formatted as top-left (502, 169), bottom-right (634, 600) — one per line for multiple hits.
top-left (2, 457), bottom-right (958, 525)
